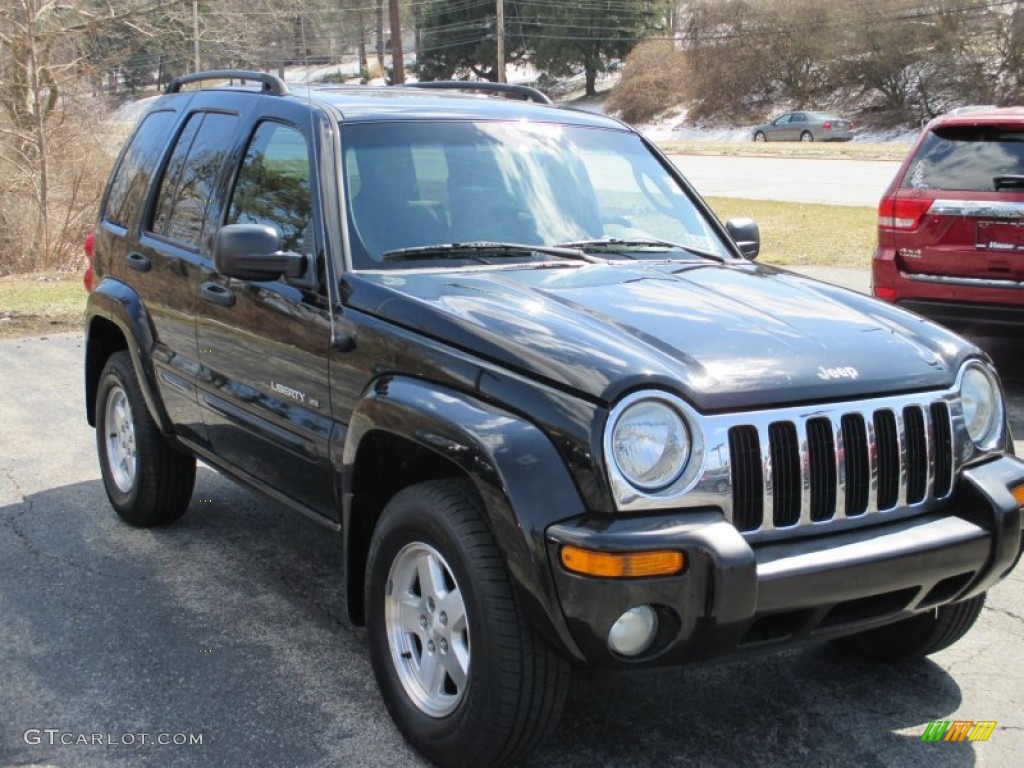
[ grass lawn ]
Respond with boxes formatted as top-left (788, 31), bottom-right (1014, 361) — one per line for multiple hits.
top-left (706, 197), bottom-right (877, 268)
top-left (0, 273), bottom-right (86, 337)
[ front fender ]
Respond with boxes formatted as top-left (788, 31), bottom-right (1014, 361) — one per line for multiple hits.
top-left (85, 278), bottom-right (172, 433)
top-left (342, 375), bottom-right (588, 662)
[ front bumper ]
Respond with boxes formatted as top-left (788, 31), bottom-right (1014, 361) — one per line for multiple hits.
top-left (546, 456), bottom-right (1024, 666)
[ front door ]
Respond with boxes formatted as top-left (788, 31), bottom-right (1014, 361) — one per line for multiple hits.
top-left (196, 113), bottom-right (335, 516)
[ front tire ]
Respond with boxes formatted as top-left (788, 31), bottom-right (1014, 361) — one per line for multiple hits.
top-left (832, 594), bottom-right (986, 662)
top-left (95, 350), bottom-right (195, 526)
top-left (753, 131), bottom-right (766, 142)
top-left (365, 479), bottom-right (569, 767)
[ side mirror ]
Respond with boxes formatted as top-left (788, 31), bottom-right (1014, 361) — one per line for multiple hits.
top-left (214, 224), bottom-right (306, 281)
top-left (726, 217), bottom-right (760, 260)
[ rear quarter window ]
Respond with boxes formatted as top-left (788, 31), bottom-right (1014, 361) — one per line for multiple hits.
top-left (150, 111), bottom-right (239, 249)
top-left (902, 126), bottom-right (1024, 191)
top-left (103, 109), bottom-right (177, 228)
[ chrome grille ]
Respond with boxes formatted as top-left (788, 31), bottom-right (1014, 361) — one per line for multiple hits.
top-left (726, 401), bottom-right (954, 533)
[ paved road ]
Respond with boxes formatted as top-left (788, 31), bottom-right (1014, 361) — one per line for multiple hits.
top-left (670, 155), bottom-right (902, 207)
top-left (1, 323), bottom-right (1022, 767)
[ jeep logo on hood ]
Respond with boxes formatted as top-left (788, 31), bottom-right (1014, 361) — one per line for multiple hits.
top-left (818, 366), bottom-right (859, 381)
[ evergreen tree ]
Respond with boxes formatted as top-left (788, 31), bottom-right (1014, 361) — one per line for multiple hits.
top-left (524, 0), bottom-right (665, 96)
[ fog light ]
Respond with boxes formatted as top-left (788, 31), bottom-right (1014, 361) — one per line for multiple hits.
top-left (608, 605), bottom-right (658, 656)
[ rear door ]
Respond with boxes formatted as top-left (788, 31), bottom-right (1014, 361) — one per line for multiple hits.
top-left (786, 112), bottom-right (807, 140)
top-left (195, 103), bottom-right (335, 517)
top-left (893, 124), bottom-right (1024, 282)
top-left (100, 105), bottom-right (210, 447)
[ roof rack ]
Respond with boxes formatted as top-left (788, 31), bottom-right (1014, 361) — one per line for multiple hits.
top-left (405, 81), bottom-right (552, 105)
top-left (166, 70), bottom-right (289, 97)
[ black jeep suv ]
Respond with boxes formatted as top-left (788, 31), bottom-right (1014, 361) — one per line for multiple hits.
top-left (85, 71), bottom-right (1024, 767)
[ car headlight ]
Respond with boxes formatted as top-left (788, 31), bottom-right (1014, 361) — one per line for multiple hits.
top-left (960, 362), bottom-right (1003, 450)
top-left (609, 397), bottom-right (691, 491)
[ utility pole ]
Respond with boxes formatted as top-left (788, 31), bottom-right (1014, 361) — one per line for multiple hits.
top-left (192, 0), bottom-right (200, 73)
top-left (496, 0), bottom-right (506, 83)
top-left (389, 0), bottom-right (405, 84)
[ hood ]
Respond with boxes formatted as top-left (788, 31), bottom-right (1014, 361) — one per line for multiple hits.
top-left (346, 261), bottom-right (974, 411)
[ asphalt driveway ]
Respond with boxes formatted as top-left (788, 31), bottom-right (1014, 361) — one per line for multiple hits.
top-left (1, 322), bottom-right (1022, 767)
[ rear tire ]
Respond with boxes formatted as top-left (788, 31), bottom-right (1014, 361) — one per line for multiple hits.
top-left (365, 479), bottom-right (569, 767)
top-left (832, 594), bottom-right (986, 662)
top-left (800, 131), bottom-right (814, 142)
top-left (95, 350), bottom-right (195, 526)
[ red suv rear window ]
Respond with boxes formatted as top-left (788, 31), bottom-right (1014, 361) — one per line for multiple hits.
top-left (901, 125), bottom-right (1024, 192)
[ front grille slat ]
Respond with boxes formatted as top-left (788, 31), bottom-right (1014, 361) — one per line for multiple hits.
top-left (842, 414), bottom-right (870, 516)
top-left (807, 417), bottom-right (837, 522)
top-left (769, 422), bottom-right (801, 527)
top-left (874, 410), bottom-right (899, 510)
top-left (728, 425), bottom-right (763, 532)
top-left (904, 406), bottom-right (927, 504)
top-left (725, 397), bottom-right (956, 535)
top-left (931, 402), bottom-right (953, 497)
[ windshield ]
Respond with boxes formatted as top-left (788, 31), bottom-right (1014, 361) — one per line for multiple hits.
top-left (341, 121), bottom-right (729, 269)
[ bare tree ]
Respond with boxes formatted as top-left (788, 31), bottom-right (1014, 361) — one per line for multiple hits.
top-left (0, 0), bottom-right (176, 271)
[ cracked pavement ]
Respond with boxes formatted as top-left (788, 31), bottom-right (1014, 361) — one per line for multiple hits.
top-left (1, 327), bottom-right (1022, 768)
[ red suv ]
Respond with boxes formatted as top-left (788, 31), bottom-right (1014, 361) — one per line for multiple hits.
top-left (872, 107), bottom-right (1024, 334)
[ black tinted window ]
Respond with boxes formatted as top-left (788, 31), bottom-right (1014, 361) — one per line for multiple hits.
top-left (104, 110), bottom-right (176, 228)
top-left (151, 112), bottom-right (238, 248)
top-left (227, 122), bottom-right (313, 254)
top-left (902, 126), bottom-right (1024, 191)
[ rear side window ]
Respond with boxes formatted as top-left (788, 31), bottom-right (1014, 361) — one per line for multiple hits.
top-left (151, 111), bottom-right (239, 248)
top-left (902, 126), bottom-right (1024, 191)
top-left (103, 110), bottom-right (176, 228)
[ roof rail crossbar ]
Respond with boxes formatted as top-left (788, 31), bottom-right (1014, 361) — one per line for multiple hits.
top-left (405, 81), bottom-right (552, 105)
top-left (166, 70), bottom-right (289, 96)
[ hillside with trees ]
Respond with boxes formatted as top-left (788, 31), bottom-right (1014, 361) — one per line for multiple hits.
top-left (611, 0), bottom-right (1024, 126)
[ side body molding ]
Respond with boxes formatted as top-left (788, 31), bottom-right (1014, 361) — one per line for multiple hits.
top-left (341, 376), bottom-right (588, 661)
top-left (85, 278), bottom-right (172, 433)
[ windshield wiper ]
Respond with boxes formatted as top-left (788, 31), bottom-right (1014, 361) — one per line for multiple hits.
top-left (994, 174), bottom-right (1024, 190)
top-left (381, 241), bottom-right (601, 263)
top-left (554, 237), bottom-right (725, 263)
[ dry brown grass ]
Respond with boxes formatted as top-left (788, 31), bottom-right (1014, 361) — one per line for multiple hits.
top-left (0, 273), bottom-right (85, 338)
top-left (706, 197), bottom-right (877, 268)
top-left (659, 140), bottom-right (911, 162)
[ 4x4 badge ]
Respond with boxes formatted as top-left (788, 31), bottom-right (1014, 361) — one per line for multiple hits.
top-left (818, 366), bottom-right (859, 381)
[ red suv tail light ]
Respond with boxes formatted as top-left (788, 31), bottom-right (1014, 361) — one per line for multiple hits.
top-left (878, 197), bottom-right (932, 230)
top-left (822, 121), bottom-right (832, 130)
top-left (84, 232), bottom-right (94, 293)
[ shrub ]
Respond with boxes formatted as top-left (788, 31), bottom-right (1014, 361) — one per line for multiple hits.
top-left (605, 40), bottom-right (687, 124)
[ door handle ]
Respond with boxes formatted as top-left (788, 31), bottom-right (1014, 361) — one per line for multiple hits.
top-left (126, 252), bottom-right (151, 272)
top-left (200, 282), bottom-right (235, 307)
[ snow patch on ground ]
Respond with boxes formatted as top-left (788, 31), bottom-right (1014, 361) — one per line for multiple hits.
top-left (630, 106), bottom-right (920, 144)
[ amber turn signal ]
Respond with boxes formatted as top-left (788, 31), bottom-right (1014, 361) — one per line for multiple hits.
top-left (560, 546), bottom-right (684, 578)
top-left (1011, 483), bottom-right (1024, 508)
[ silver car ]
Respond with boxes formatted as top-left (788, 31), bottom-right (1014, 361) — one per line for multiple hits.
top-left (752, 111), bottom-right (855, 142)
